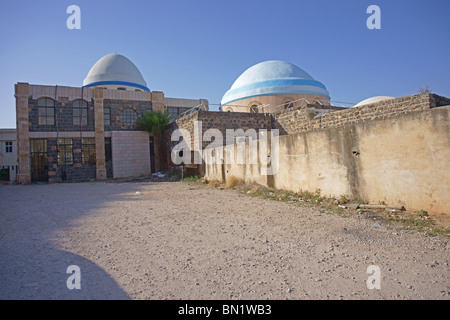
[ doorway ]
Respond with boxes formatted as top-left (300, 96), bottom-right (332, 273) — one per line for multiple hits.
top-left (149, 136), bottom-right (155, 173)
top-left (30, 139), bottom-right (48, 182)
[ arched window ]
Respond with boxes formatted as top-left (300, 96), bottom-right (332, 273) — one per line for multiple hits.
top-left (73, 100), bottom-right (88, 126)
top-left (38, 98), bottom-right (55, 125)
top-left (117, 87), bottom-right (126, 91)
top-left (119, 108), bottom-right (138, 126)
top-left (284, 101), bottom-right (293, 109)
top-left (250, 105), bottom-right (259, 113)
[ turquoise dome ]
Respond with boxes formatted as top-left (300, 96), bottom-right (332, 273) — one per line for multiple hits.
top-left (221, 60), bottom-right (329, 105)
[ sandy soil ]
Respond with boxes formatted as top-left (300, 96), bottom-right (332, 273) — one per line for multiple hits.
top-left (0, 180), bottom-right (448, 300)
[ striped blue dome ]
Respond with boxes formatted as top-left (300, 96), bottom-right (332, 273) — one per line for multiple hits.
top-left (221, 60), bottom-right (330, 105)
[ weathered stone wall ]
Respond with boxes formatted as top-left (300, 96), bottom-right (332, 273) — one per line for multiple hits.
top-left (46, 138), bottom-right (96, 183)
top-left (176, 94), bottom-right (449, 144)
top-left (273, 94), bottom-right (449, 135)
top-left (28, 98), bottom-right (96, 132)
top-left (167, 111), bottom-right (273, 172)
top-left (174, 110), bottom-right (273, 150)
top-left (201, 94), bottom-right (450, 215)
top-left (15, 83), bottom-right (207, 182)
top-left (103, 99), bottom-right (152, 131)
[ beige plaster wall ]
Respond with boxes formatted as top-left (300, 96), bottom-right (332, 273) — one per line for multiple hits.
top-left (355, 106), bottom-right (449, 214)
top-left (203, 105), bottom-right (450, 215)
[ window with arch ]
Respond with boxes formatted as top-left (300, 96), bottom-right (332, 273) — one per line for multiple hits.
top-left (73, 100), bottom-right (88, 126)
top-left (38, 98), bottom-right (55, 125)
top-left (119, 108), bottom-right (138, 126)
top-left (284, 101), bottom-right (293, 109)
top-left (250, 105), bottom-right (259, 113)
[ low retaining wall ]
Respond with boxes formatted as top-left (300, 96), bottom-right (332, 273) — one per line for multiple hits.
top-left (202, 103), bottom-right (450, 215)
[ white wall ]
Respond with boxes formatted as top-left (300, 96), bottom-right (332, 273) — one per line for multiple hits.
top-left (0, 130), bottom-right (18, 182)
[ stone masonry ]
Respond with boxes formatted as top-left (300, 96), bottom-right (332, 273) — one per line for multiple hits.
top-left (14, 83), bottom-right (207, 183)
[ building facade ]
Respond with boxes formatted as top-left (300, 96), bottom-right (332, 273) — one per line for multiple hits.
top-left (15, 53), bottom-right (207, 183)
top-left (0, 129), bottom-right (18, 182)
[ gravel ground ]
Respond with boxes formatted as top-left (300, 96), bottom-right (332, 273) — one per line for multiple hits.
top-left (0, 180), bottom-right (448, 300)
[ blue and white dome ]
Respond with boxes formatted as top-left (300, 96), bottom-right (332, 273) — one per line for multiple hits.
top-left (83, 53), bottom-right (150, 91)
top-left (221, 60), bottom-right (330, 106)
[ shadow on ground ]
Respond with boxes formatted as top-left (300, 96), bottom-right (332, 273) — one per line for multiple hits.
top-left (0, 181), bottom-right (150, 300)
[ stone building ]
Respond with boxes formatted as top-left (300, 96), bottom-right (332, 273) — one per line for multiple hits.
top-left (0, 129), bottom-right (18, 182)
top-left (14, 53), bottom-right (208, 183)
top-left (220, 60), bottom-right (332, 113)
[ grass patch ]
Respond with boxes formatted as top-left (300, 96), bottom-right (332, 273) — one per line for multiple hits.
top-left (224, 176), bottom-right (244, 189)
top-left (181, 175), bottom-right (204, 184)
top-left (208, 179), bottom-right (221, 188)
top-left (168, 170), bottom-right (182, 181)
top-left (387, 210), bottom-right (450, 237)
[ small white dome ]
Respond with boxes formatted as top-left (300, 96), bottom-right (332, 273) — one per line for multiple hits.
top-left (83, 53), bottom-right (149, 91)
top-left (354, 96), bottom-right (394, 107)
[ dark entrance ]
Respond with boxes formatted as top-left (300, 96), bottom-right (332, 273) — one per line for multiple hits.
top-left (0, 166), bottom-right (10, 181)
top-left (149, 136), bottom-right (155, 173)
top-left (105, 137), bottom-right (113, 178)
top-left (30, 139), bottom-right (48, 182)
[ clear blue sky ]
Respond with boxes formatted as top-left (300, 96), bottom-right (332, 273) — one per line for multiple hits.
top-left (1, 0), bottom-right (449, 128)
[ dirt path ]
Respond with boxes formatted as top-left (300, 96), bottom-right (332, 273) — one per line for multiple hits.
top-left (0, 181), bottom-right (448, 299)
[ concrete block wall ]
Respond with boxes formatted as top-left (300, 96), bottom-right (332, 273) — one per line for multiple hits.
top-left (111, 131), bottom-right (151, 178)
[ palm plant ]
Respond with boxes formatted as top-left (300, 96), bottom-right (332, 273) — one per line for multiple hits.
top-left (137, 108), bottom-right (172, 172)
